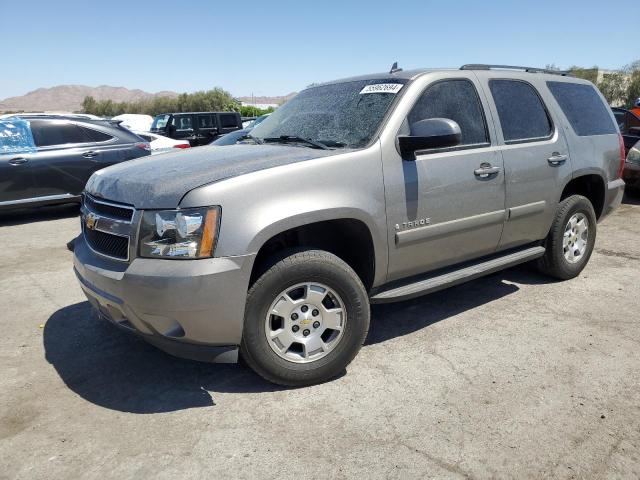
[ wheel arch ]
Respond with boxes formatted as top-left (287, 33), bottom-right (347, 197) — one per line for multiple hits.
top-left (559, 172), bottom-right (606, 220)
top-left (247, 211), bottom-right (382, 292)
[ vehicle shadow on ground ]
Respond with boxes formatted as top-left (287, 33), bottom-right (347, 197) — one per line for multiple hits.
top-left (43, 265), bottom-right (548, 414)
top-left (0, 204), bottom-right (79, 227)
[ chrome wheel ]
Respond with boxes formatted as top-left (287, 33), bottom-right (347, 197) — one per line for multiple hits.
top-left (265, 282), bottom-right (346, 363)
top-left (563, 212), bottom-right (589, 264)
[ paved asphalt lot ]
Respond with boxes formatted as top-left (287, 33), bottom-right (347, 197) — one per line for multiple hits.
top-left (1, 196), bottom-right (639, 480)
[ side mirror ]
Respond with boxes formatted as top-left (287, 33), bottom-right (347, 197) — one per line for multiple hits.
top-left (398, 118), bottom-right (461, 159)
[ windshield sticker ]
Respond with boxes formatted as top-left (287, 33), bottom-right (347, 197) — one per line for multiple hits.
top-left (359, 83), bottom-right (403, 95)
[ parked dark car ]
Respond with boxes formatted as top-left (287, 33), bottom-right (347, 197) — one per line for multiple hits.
top-left (0, 115), bottom-right (150, 211)
top-left (612, 107), bottom-right (640, 155)
top-left (623, 139), bottom-right (640, 192)
top-left (150, 112), bottom-right (243, 146)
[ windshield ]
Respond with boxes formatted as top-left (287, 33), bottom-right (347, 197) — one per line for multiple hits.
top-left (151, 114), bottom-right (170, 130)
top-left (251, 79), bottom-right (407, 148)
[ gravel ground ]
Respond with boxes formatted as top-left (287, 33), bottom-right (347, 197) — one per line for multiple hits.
top-left (1, 196), bottom-right (639, 479)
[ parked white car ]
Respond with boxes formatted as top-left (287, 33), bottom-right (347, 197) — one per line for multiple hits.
top-left (134, 131), bottom-right (190, 155)
top-left (113, 114), bottom-right (154, 132)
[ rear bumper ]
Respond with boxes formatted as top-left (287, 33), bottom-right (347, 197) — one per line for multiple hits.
top-left (600, 178), bottom-right (625, 221)
top-left (73, 236), bottom-right (255, 362)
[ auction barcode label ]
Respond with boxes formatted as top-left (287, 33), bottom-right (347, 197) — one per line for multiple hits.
top-left (359, 83), bottom-right (404, 94)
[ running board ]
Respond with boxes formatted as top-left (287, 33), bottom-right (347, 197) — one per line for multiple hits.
top-left (370, 246), bottom-right (545, 304)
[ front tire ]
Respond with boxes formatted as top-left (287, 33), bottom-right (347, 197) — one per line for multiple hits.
top-left (240, 249), bottom-right (370, 387)
top-left (536, 195), bottom-right (597, 280)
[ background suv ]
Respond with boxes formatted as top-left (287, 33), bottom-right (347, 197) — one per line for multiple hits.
top-left (0, 114), bottom-right (150, 211)
top-left (150, 112), bottom-right (243, 146)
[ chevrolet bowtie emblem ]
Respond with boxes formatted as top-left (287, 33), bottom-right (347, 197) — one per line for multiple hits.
top-left (85, 213), bottom-right (98, 230)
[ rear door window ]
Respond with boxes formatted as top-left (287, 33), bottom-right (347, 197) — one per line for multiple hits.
top-left (489, 80), bottom-right (552, 143)
top-left (546, 81), bottom-right (617, 136)
top-left (30, 120), bottom-right (90, 147)
top-left (173, 115), bottom-right (193, 130)
top-left (408, 79), bottom-right (489, 147)
top-left (197, 114), bottom-right (215, 130)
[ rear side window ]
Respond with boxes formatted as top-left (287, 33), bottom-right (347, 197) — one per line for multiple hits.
top-left (30, 120), bottom-right (89, 147)
top-left (79, 126), bottom-right (113, 142)
top-left (547, 82), bottom-right (617, 136)
top-left (489, 80), bottom-right (552, 143)
top-left (408, 79), bottom-right (489, 146)
top-left (219, 114), bottom-right (239, 128)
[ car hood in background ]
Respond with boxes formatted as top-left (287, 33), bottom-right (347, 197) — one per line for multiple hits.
top-left (85, 144), bottom-right (339, 209)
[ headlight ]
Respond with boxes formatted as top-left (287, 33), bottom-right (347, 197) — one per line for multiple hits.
top-left (627, 145), bottom-right (640, 165)
top-left (139, 207), bottom-right (220, 259)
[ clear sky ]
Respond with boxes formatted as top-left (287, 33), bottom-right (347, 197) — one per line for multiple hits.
top-left (1, 0), bottom-right (636, 99)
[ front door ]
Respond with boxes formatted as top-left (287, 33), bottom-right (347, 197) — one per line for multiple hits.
top-left (383, 76), bottom-right (506, 281)
top-left (170, 114), bottom-right (197, 145)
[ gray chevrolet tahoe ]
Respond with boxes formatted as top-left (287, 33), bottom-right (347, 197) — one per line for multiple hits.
top-left (73, 64), bottom-right (625, 386)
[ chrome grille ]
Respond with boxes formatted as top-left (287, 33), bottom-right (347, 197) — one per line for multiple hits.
top-left (84, 194), bottom-right (134, 221)
top-left (84, 227), bottom-right (129, 260)
top-left (82, 194), bottom-right (135, 262)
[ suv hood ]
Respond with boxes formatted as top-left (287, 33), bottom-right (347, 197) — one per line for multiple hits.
top-left (85, 144), bottom-right (338, 208)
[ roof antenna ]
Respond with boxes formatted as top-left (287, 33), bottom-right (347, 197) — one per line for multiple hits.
top-left (389, 62), bottom-right (402, 74)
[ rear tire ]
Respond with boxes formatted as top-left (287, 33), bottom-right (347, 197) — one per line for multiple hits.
top-left (536, 195), bottom-right (597, 280)
top-left (240, 249), bottom-right (370, 387)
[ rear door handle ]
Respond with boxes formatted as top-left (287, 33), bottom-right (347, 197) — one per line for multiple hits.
top-left (474, 163), bottom-right (501, 178)
top-left (82, 151), bottom-right (99, 159)
top-left (8, 157), bottom-right (28, 165)
top-left (547, 153), bottom-right (568, 166)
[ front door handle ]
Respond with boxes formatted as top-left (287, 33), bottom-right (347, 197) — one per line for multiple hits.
top-left (82, 151), bottom-right (99, 159)
top-left (547, 152), bottom-right (568, 166)
top-left (474, 163), bottom-right (501, 178)
top-left (8, 157), bottom-right (28, 165)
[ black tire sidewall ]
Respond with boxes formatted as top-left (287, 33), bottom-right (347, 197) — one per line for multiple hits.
top-left (241, 251), bottom-right (369, 385)
top-left (548, 195), bottom-right (597, 278)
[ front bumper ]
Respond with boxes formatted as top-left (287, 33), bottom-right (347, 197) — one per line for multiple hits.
top-left (623, 163), bottom-right (640, 189)
top-left (73, 236), bottom-right (255, 363)
top-left (600, 178), bottom-right (625, 220)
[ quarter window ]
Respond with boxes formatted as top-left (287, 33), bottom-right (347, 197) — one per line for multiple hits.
top-left (219, 114), bottom-right (239, 129)
top-left (408, 79), bottom-right (489, 147)
top-left (80, 126), bottom-right (113, 142)
top-left (547, 81), bottom-right (617, 136)
top-left (489, 80), bottom-right (552, 143)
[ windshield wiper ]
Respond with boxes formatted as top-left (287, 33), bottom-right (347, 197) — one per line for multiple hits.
top-left (245, 134), bottom-right (263, 144)
top-left (262, 135), bottom-right (329, 150)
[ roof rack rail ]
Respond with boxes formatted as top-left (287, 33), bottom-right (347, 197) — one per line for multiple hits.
top-left (460, 64), bottom-right (571, 76)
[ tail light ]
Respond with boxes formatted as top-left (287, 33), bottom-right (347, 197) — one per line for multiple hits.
top-left (616, 133), bottom-right (625, 178)
top-left (173, 144), bottom-right (190, 149)
top-left (136, 142), bottom-right (151, 152)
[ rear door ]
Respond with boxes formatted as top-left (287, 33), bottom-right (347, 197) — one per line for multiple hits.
top-left (29, 120), bottom-right (104, 197)
top-left (477, 74), bottom-right (573, 250)
top-left (195, 113), bottom-right (218, 145)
